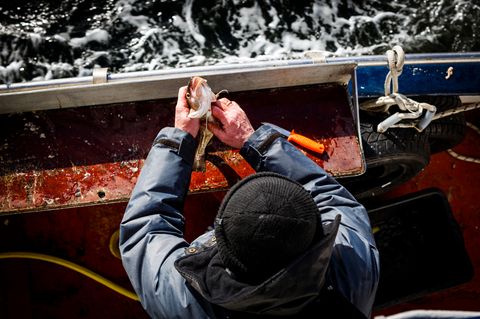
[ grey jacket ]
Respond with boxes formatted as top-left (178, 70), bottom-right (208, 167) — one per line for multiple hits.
top-left (120, 124), bottom-right (380, 318)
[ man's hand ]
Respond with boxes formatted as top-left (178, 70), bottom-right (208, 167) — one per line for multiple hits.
top-left (208, 98), bottom-right (254, 149)
top-left (175, 86), bottom-right (200, 138)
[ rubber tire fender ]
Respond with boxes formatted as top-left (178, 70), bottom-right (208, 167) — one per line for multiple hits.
top-left (413, 95), bottom-right (466, 153)
top-left (339, 113), bottom-right (430, 199)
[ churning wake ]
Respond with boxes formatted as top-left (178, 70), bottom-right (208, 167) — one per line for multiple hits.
top-left (0, 0), bottom-right (479, 84)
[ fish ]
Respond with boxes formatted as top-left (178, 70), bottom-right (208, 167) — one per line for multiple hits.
top-left (185, 76), bottom-right (219, 172)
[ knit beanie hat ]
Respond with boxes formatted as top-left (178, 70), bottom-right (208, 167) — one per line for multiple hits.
top-left (214, 172), bottom-right (322, 283)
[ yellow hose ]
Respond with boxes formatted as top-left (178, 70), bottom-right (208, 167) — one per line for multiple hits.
top-left (0, 251), bottom-right (139, 301)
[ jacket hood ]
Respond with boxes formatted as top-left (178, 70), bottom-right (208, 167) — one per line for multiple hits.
top-left (174, 215), bottom-right (341, 316)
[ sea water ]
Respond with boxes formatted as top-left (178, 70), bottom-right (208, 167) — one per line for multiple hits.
top-left (0, 0), bottom-right (479, 84)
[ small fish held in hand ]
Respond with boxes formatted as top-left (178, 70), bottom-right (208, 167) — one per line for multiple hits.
top-left (186, 76), bottom-right (225, 172)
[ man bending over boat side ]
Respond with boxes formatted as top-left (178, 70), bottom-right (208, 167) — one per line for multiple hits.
top-left (119, 86), bottom-right (380, 319)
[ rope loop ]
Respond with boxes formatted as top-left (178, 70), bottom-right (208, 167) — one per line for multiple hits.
top-left (360, 46), bottom-right (480, 132)
top-left (384, 45), bottom-right (405, 95)
top-left (361, 46), bottom-right (437, 132)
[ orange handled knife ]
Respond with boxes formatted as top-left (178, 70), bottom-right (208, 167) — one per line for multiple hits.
top-left (262, 123), bottom-right (325, 154)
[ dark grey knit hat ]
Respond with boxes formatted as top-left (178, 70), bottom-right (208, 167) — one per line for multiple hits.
top-left (214, 172), bottom-right (322, 282)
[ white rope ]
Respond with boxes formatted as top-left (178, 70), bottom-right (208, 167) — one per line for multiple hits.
top-left (360, 46), bottom-right (437, 132)
top-left (361, 46), bottom-right (480, 132)
top-left (433, 102), bottom-right (480, 120)
top-left (447, 122), bottom-right (480, 164)
top-left (384, 45), bottom-right (405, 96)
top-left (360, 46), bottom-right (407, 113)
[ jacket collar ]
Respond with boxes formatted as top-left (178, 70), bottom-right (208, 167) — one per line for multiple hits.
top-left (175, 215), bottom-right (341, 316)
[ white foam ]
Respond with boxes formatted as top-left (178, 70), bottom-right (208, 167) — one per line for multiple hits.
top-left (69, 28), bottom-right (110, 48)
top-left (267, 7), bottom-right (280, 29)
top-left (0, 0), bottom-right (477, 84)
top-left (184, 0), bottom-right (206, 47)
top-left (29, 33), bottom-right (43, 50)
top-left (0, 61), bottom-right (23, 84)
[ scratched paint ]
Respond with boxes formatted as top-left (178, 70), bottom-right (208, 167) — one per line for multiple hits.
top-left (0, 85), bottom-right (362, 214)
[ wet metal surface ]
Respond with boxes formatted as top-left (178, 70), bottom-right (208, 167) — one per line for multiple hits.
top-left (0, 84), bottom-right (362, 214)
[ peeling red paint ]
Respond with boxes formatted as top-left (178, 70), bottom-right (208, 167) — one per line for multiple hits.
top-left (0, 85), bottom-right (362, 214)
top-left (0, 96), bottom-right (479, 317)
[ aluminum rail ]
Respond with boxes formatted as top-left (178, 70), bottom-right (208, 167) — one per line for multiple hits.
top-left (0, 59), bottom-right (357, 114)
top-left (331, 51), bottom-right (480, 65)
top-left (1, 51), bottom-right (479, 114)
top-left (1, 52), bottom-right (480, 92)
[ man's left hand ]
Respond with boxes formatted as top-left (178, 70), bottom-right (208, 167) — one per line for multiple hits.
top-left (175, 86), bottom-right (200, 138)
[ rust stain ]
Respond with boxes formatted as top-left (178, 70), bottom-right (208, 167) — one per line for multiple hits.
top-left (0, 85), bottom-right (362, 214)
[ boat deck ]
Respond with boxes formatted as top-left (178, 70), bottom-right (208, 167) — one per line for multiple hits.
top-left (0, 108), bottom-right (479, 317)
top-left (372, 108), bottom-right (480, 316)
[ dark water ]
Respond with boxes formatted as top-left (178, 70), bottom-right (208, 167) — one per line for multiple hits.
top-left (0, 0), bottom-right (479, 84)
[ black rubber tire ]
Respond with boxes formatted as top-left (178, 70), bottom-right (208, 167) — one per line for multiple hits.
top-left (339, 114), bottom-right (430, 199)
top-left (412, 95), bottom-right (466, 153)
top-left (340, 96), bottom-right (466, 199)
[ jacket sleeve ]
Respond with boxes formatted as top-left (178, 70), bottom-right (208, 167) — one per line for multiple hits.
top-left (119, 127), bottom-right (208, 319)
top-left (240, 124), bottom-right (380, 316)
top-left (240, 124), bottom-right (373, 238)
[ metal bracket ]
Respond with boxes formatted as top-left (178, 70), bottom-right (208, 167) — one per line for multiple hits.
top-left (375, 94), bottom-right (437, 133)
top-left (304, 51), bottom-right (330, 63)
top-left (92, 68), bottom-right (109, 84)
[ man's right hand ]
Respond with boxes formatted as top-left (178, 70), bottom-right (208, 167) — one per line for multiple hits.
top-left (208, 98), bottom-right (255, 149)
top-left (175, 86), bottom-right (200, 138)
